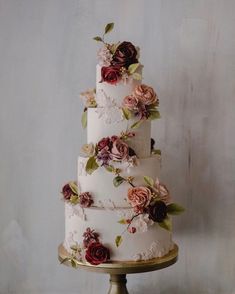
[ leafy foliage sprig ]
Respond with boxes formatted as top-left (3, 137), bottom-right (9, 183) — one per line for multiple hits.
top-left (93, 23), bottom-right (114, 43)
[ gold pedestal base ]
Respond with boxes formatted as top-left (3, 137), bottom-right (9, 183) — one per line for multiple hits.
top-left (58, 243), bottom-right (178, 294)
top-left (108, 274), bottom-right (128, 294)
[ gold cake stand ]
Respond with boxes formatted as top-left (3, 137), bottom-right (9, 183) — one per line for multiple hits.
top-left (58, 243), bottom-right (178, 294)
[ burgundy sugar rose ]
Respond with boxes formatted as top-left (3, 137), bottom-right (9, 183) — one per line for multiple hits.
top-left (85, 242), bottom-right (110, 265)
top-left (148, 200), bottom-right (167, 223)
top-left (112, 41), bottom-right (138, 68)
top-left (83, 228), bottom-right (99, 248)
top-left (79, 192), bottom-right (94, 208)
top-left (111, 138), bottom-right (129, 161)
top-left (101, 66), bottom-right (121, 84)
top-left (97, 137), bottom-right (111, 151)
top-left (122, 95), bottom-right (139, 110)
top-left (133, 84), bottom-right (158, 106)
top-left (62, 182), bottom-right (77, 200)
top-left (127, 186), bottom-right (152, 213)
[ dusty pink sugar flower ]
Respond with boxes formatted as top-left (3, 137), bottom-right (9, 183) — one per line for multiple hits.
top-left (127, 186), bottom-right (152, 213)
top-left (154, 178), bottom-right (171, 204)
top-left (97, 46), bottom-right (112, 66)
top-left (79, 192), bottom-right (94, 208)
top-left (122, 95), bottom-right (139, 110)
top-left (133, 84), bottom-right (158, 106)
top-left (111, 138), bottom-right (129, 161)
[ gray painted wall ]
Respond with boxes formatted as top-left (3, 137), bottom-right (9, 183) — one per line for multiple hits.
top-left (0, 0), bottom-right (234, 293)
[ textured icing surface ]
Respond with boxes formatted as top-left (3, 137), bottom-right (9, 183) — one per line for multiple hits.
top-left (96, 64), bottom-right (142, 107)
top-left (77, 155), bottom-right (161, 207)
top-left (64, 204), bottom-right (173, 261)
top-left (87, 108), bottom-right (151, 158)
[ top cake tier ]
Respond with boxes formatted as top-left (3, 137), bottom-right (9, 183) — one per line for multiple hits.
top-left (96, 64), bottom-right (142, 107)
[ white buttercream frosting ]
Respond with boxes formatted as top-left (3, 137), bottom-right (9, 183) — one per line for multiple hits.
top-left (87, 108), bottom-right (151, 158)
top-left (64, 204), bottom-right (173, 261)
top-left (77, 155), bottom-right (161, 207)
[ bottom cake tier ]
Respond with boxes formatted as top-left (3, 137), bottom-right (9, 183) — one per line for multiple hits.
top-left (64, 203), bottom-right (174, 262)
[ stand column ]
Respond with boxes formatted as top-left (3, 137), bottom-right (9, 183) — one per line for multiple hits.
top-left (108, 274), bottom-right (129, 294)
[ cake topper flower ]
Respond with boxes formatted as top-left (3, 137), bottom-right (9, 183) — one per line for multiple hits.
top-left (93, 22), bottom-right (141, 83)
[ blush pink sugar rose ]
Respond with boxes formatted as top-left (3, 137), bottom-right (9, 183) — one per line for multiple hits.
top-left (133, 84), bottom-right (158, 106)
top-left (122, 95), bottom-right (139, 110)
top-left (127, 186), bottom-right (152, 213)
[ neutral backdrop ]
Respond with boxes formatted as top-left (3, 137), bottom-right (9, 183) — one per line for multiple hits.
top-left (0, 0), bottom-right (235, 293)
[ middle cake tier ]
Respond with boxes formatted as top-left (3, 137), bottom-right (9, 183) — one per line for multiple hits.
top-left (77, 155), bottom-right (161, 208)
top-left (87, 108), bottom-right (151, 158)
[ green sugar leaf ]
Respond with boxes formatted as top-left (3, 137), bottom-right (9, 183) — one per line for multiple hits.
top-left (113, 176), bottom-right (125, 187)
top-left (131, 120), bottom-right (143, 129)
top-left (148, 109), bottom-right (161, 120)
top-left (115, 235), bottom-right (123, 247)
top-left (132, 72), bottom-right (142, 80)
top-left (143, 176), bottom-right (154, 187)
top-left (122, 108), bottom-right (132, 120)
top-left (118, 219), bottom-right (128, 225)
top-left (70, 195), bottom-right (79, 205)
top-left (93, 36), bottom-right (103, 42)
top-left (152, 149), bottom-right (161, 155)
top-left (105, 165), bottom-right (115, 173)
top-left (104, 22), bottom-right (114, 34)
top-left (167, 203), bottom-right (185, 215)
top-left (158, 217), bottom-right (172, 231)
top-left (85, 156), bottom-right (99, 175)
top-left (128, 63), bottom-right (140, 74)
top-left (69, 182), bottom-right (78, 195)
top-left (81, 110), bottom-right (87, 128)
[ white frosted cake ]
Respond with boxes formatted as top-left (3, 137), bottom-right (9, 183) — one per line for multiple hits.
top-left (61, 23), bottom-right (184, 266)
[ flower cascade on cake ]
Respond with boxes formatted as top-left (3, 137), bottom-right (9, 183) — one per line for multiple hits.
top-left (81, 130), bottom-right (137, 175)
top-left (60, 227), bottom-right (110, 267)
top-left (60, 23), bottom-right (184, 267)
top-left (61, 181), bottom-right (94, 207)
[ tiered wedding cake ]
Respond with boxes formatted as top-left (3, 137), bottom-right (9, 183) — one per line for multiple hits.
top-left (61, 23), bottom-right (183, 266)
